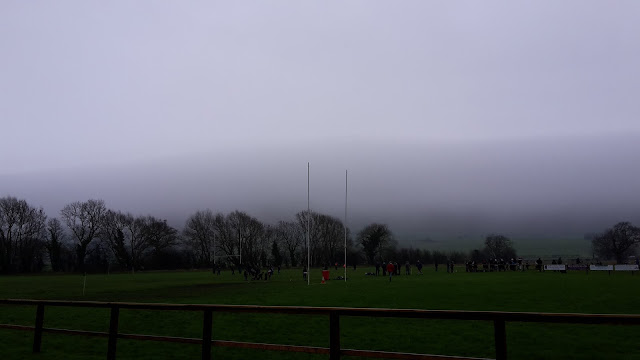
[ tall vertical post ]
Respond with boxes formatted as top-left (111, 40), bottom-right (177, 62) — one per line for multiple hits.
top-left (307, 162), bottom-right (310, 286)
top-left (107, 306), bottom-right (120, 360)
top-left (330, 312), bottom-right (341, 360)
top-left (32, 303), bottom-right (44, 353)
top-left (494, 319), bottom-right (507, 360)
top-left (344, 169), bottom-right (347, 282)
top-left (202, 310), bottom-right (213, 360)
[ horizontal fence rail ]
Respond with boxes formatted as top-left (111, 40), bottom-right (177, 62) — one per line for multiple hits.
top-left (2, 299), bottom-right (640, 360)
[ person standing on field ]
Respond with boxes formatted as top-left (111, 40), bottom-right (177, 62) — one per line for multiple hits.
top-left (386, 261), bottom-right (395, 282)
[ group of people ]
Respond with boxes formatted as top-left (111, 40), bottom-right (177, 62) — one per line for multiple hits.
top-left (461, 258), bottom-right (533, 272)
top-left (244, 266), bottom-right (277, 281)
top-left (213, 263), bottom-right (283, 280)
top-left (216, 264), bottom-right (281, 281)
top-left (370, 260), bottom-right (427, 281)
top-left (213, 255), bottom-right (624, 284)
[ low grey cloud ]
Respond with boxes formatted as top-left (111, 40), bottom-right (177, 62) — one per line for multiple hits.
top-left (3, 134), bottom-right (639, 252)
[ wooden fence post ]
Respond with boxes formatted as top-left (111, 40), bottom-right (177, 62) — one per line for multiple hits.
top-left (107, 306), bottom-right (120, 360)
top-left (494, 319), bottom-right (507, 360)
top-left (202, 310), bottom-right (212, 360)
top-left (330, 312), bottom-right (340, 360)
top-left (32, 304), bottom-right (45, 353)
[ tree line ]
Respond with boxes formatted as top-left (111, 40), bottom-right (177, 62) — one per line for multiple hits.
top-left (0, 196), bottom-right (637, 273)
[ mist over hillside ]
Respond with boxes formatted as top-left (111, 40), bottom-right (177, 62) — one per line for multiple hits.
top-left (3, 136), bottom-right (639, 257)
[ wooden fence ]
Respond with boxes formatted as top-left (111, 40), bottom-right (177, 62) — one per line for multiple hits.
top-left (1, 299), bottom-right (640, 360)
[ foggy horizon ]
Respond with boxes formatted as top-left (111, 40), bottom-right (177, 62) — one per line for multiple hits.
top-left (3, 134), bottom-right (640, 255)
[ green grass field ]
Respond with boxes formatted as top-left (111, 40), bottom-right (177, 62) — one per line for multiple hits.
top-left (1, 267), bottom-right (639, 359)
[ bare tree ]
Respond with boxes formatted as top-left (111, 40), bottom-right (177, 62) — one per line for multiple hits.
top-left (139, 216), bottom-right (178, 269)
top-left (483, 234), bottom-right (516, 260)
top-left (46, 218), bottom-right (65, 272)
top-left (276, 221), bottom-right (302, 267)
top-left (183, 209), bottom-right (216, 267)
top-left (123, 214), bottom-right (148, 271)
top-left (315, 213), bottom-right (345, 266)
top-left (227, 210), bottom-right (264, 268)
top-left (101, 210), bottom-right (131, 269)
top-left (592, 222), bottom-right (640, 263)
top-left (102, 211), bottom-right (151, 271)
top-left (213, 212), bottom-right (237, 266)
top-left (357, 223), bottom-right (394, 265)
top-left (142, 216), bottom-right (178, 255)
top-left (60, 199), bottom-right (107, 272)
top-left (293, 210), bottom-right (352, 267)
top-left (271, 238), bottom-right (283, 268)
top-left (261, 224), bottom-right (276, 266)
top-left (0, 196), bottom-right (48, 273)
top-left (296, 210), bottom-right (322, 266)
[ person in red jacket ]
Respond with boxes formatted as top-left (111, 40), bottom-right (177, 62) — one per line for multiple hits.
top-left (386, 261), bottom-right (395, 282)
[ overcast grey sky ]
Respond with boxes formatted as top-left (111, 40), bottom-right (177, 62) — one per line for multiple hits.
top-left (2, 1), bottom-right (639, 251)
